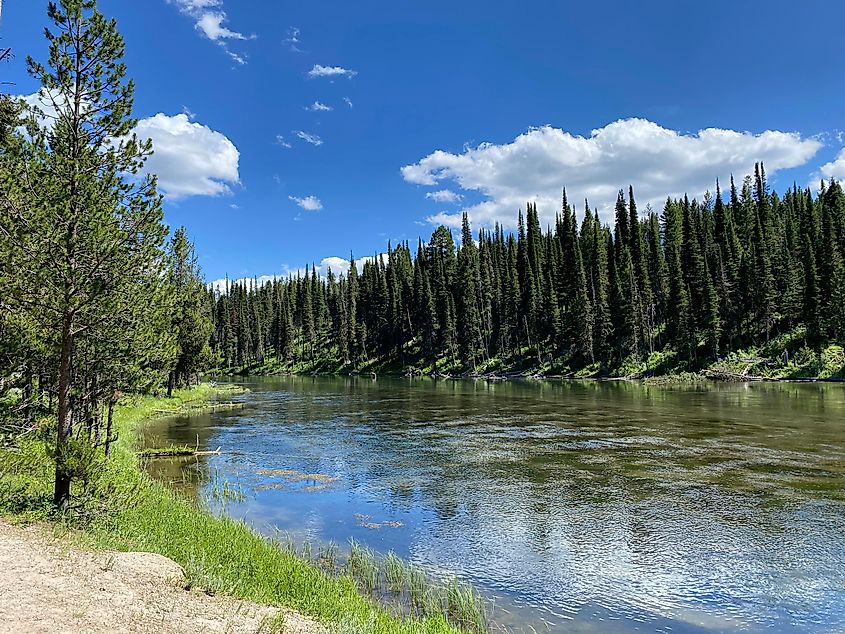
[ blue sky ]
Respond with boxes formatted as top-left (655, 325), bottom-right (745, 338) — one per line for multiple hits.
top-left (3, 0), bottom-right (845, 285)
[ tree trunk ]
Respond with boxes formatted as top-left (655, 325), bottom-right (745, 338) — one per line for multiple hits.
top-left (53, 312), bottom-right (74, 508)
top-left (167, 370), bottom-right (175, 398)
top-left (91, 373), bottom-right (101, 446)
top-left (104, 398), bottom-right (115, 459)
top-left (22, 364), bottom-right (32, 427)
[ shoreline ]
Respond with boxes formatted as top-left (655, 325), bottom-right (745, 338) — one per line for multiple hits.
top-left (0, 385), bottom-right (474, 634)
top-left (208, 332), bottom-right (844, 385)
top-left (210, 368), bottom-right (845, 384)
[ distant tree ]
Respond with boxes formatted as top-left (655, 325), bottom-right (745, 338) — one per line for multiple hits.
top-left (167, 227), bottom-right (213, 395)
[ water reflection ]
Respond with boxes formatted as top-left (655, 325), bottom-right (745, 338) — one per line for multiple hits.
top-left (142, 377), bottom-right (845, 633)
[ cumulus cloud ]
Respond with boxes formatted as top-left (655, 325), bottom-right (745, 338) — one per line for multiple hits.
top-left (209, 253), bottom-right (388, 293)
top-left (16, 94), bottom-right (240, 201)
top-left (136, 113), bottom-right (240, 199)
top-left (194, 12), bottom-right (246, 40)
top-left (15, 90), bottom-right (64, 131)
top-left (401, 118), bottom-right (823, 228)
top-left (288, 195), bottom-right (323, 211)
top-left (425, 189), bottom-right (462, 204)
top-left (305, 101), bottom-right (333, 112)
top-left (294, 130), bottom-right (323, 146)
top-left (208, 274), bottom-right (277, 293)
top-left (816, 147), bottom-right (845, 185)
top-left (169, 0), bottom-right (251, 63)
top-left (315, 253), bottom-right (387, 277)
top-left (307, 64), bottom-right (357, 79)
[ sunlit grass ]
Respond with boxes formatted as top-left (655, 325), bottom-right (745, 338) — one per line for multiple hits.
top-left (0, 385), bottom-right (476, 634)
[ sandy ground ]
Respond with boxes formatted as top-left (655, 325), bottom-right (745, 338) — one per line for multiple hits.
top-left (0, 520), bottom-right (325, 634)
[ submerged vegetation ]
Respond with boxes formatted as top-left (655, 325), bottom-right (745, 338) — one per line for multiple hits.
top-left (0, 1), bottom-right (842, 633)
top-left (0, 385), bottom-right (486, 633)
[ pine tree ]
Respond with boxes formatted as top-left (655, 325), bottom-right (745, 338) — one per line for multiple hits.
top-left (457, 213), bottom-right (482, 369)
top-left (663, 199), bottom-right (693, 362)
top-left (167, 228), bottom-right (213, 394)
top-left (0, 0), bottom-right (171, 506)
top-left (589, 210), bottom-right (612, 364)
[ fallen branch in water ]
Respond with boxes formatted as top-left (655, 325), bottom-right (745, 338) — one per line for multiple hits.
top-left (138, 444), bottom-right (222, 458)
top-left (150, 401), bottom-right (244, 416)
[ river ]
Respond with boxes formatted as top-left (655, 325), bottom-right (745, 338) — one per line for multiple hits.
top-left (142, 376), bottom-right (845, 633)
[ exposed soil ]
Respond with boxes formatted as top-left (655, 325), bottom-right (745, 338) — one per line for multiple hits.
top-left (0, 520), bottom-right (325, 634)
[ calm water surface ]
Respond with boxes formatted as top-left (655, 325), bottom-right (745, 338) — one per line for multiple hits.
top-left (142, 377), bottom-right (845, 633)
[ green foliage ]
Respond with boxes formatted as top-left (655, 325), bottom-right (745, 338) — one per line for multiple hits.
top-left (206, 168), bottom-right (844, 381)
top-left (0, 386), bottom-right (473, 633)
top-left (168, 227), bottom-right (214, 389)
top-left (47, 436), bottom-right (103, 482)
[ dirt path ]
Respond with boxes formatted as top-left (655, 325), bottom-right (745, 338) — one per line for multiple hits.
top-left (0, 520), bottom-right (325, 634)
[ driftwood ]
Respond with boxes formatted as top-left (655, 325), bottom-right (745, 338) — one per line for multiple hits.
top-left (139, 446), bottom-right (221, 458)
top-left (151, 402), bottom-right (243, 415)
top-left (140, 434), bottom-right (221, 458)
top-left (704, 369), bottom-right (764, 381)
top-left (194, 446), bottom-right (222, 456)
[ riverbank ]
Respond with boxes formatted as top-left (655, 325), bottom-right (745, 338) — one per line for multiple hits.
top-left (215, 332), bottom-right (845, 384)
top-left (0, 519), bottom-right (322, 634)
top-left (0, 385), bottom-right (470, 634)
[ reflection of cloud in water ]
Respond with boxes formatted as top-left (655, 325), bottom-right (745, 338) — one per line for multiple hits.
top-left (145, 376), bottom-right (845, 634)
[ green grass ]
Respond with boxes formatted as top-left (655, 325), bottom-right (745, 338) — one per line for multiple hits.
top-left (138, 444), bottom-right (196, 457)
top-left (706, 328), bottom-right (845, 380)
top-left (0, 385), bottom-right (473, 634)
top-left (214, 326), bottom-right (845, 385)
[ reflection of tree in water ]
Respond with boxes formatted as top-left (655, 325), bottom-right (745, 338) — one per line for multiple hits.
top-left (141, 410), bottom-right (244, 500)
top-left (147, 376), bottom-right (845, 630)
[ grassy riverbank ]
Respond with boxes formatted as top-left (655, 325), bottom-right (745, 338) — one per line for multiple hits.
top-left (0, 386), bottom-right (473, 634)
top-left (215, 327), bottom-right (845, 382)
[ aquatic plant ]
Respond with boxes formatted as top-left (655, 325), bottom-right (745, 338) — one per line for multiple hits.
top-left (407, 565), bottom-right (429, 613)
top-left (384, 551), bottom-right (408, 592)
top-left (1, 385), bottom-right (473, 634)
top-left (440, 578), bottom-right (490, 633)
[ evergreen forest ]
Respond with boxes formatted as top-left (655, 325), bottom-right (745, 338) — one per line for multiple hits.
top-left (207, 174), bottom-right (845, 378)
top-left (2, 0), bottom-right (845, 511)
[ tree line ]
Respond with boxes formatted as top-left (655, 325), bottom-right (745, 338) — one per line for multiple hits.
top-left (3, 1), bottom-right (845, 511)
top-left (208, 172), bottom-right (845, 375)
top-left (0, 1), bottom-right (211, 507)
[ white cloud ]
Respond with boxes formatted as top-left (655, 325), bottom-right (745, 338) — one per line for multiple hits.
top-left (17, 89), bottom-right (68, 130)
top-left (224, 50), bottom-right (247, 65)
top-left (208, 274), bottom-right (277, 293)
top-left (208, 253), bottom-right (388, 293)
top-left (16, 94), bottom-right (239, 201)
top-left (194, 12), bottom-right (246, 40)
top-left (307, 64), bottom-right (357, 79)
top-left (401, 118), bottom-right (822, 228)
top-left (169, 0), bottom-right (251, 62)
top-left (275, 134), bottom-right (292, 149)
top-left (315, 253), bottom-right (388, 277)
top-left (135, 113), bottom-right (240, 199)
top-left (284, 27), bottom-right (302, 52)
top-left (816, 147), bottom-right (845, 185)
top-left (288, 195), bottom-right (323, 211)
top-left (425, 189), bottom-right (462, 204)
top-left (294, 130), bottom-right (323, 146)
top-left (343, 97), bottom-right (354, 108)
top-left (305, 101), bottom-right (333, 112)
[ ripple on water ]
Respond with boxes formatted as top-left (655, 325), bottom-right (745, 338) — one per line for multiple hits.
top-left (144, 377), bottom-right (845, 634)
